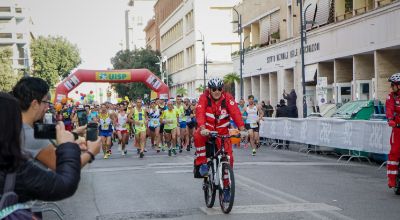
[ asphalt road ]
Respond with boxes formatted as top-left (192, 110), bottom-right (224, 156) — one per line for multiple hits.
top-left (44, 141), bottom-right (399, 220)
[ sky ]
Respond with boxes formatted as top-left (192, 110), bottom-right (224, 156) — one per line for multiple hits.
top-left (24, 0), bottom-right (140, 102)
top-left (25, 0), bottom-right (131, 70)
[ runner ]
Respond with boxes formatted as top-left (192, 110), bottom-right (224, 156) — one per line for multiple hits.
top-left (131, 98), bottom-right (147, 158)
top-left (115, 104), bottom-right (129, 156)
top-left (244, 95), bottom-right (264, 156)
top-left (99, 104), bottom-right (113, 159)
top-left (161, 101), bottom-right (179, 156)
top-left (175, 95), bottom-right (186, 153)
top-left (148, 100), bottom-right (161, 153)
top-left (183, 98), bottom-right (193, 151)
top-left (157, 99), bottom-right (168, 150)
top-left (87, 105), bottom-right (99, 123)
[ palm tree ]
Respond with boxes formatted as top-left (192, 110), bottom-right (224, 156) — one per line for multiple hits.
top-left (195, 85), bottom-right (205, 94)
top-left (223, 72), bottom-right (240, 95)
top-left (176, 87), bottom-right (188, 96)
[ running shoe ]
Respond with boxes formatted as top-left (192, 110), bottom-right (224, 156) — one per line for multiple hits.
top-left (118, 144), bottom-right (122, 152)
top-left (137, 149), bottom-right (140, 154)
top-left (256, 142), bottom-right (261, 149)
top-left (172, 148), bottom-right (177, 155)
top-left (186, 146), bottom-right (190, 151)
top-left (121, 150), bottom-right (126, 156)
top-left (103, 154), bottom-right (109, 159)
top-left (223, 188), bottom-right (231, 202)
top-left (139, 152), bottom-right (144, 158)
top-left (252, 149), bottom-right (256, 156)
top-left (168, 149), bottom-right (172, 157)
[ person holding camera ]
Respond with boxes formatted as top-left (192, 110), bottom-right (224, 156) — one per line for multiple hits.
top-left (12, 77), bottom-right (101, 171)
top-left (0, 92), bottom-right (85, 211)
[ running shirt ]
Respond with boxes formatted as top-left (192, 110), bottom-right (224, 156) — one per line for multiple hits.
top-left (133, 107), bottom-right (146, 132)
top-left (88, 111), bottom-right (98, 122)
top-left (175, 105), bottom-right (185, 122)
top-left (148, 107), bottom-right (161, 128)
top-left (161, 109), bottom-right (178, 130)
top-left (116, 113), bottom-right (128, 131)
top-left (245, 105), bottom-right (259, 128)
top-left (184, 106), bottom-right (193, 123)
top-left (99, 113), bottom-right (113, 132)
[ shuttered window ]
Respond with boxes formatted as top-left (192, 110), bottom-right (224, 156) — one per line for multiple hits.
top-left (270, 10), bottom-right (280, 34)
top-left (259, 15), bottom-right (270, 44)
top-left (315, 0), bottom-right (330, 27)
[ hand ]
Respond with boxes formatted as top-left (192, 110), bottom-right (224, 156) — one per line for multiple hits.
top-left (389, 120), bottom-right (396, 127)
top-left (56, 122), bottom-right (75, 145)
top-left (200, 129), bottom-right (210, 136)
top-left (75, 137), bottom-right (88, 151)
top-left (86, 138), bottom-right (101, 156)
top-left (73, 125), bottom-right (87, 136)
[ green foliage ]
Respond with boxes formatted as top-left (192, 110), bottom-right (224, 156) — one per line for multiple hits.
top-left (0, 47), bottom-right (19, 92)
top-left (111, 48), bottom-right (171, 100)
top-left (223, 72), bottom-right (240, 95)
top-left (176, 87), bottom-right (187, 96)
top-left (30, 36), bottom-right (81, 88)
top-left (195, 84), bottom-right (205, 93)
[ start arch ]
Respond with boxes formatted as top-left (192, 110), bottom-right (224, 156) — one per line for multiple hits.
top-left (54, 69), bottom-right (169, 103)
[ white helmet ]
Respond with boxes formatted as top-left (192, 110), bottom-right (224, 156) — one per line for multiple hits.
top-left (207, 77), bottom-right (224, 89)
top-left (388, 73), bottom-right (400, 84)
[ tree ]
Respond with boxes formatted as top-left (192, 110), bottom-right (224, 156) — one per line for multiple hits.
top-left (176, 87), bottom-right (187, 96)
top-left (30, 36), bottom-right (81, 88)
top-left (223, 72), bottom-right (240, 96)
top-left (195, 85), bottom-right (204, 93)
top-left (0, 47), bottom-right (19, 92)
top-left (111, 48), bottom-right (172, 100)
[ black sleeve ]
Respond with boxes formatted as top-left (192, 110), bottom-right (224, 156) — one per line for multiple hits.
top-left (18, 142), bottom-right (81, 202)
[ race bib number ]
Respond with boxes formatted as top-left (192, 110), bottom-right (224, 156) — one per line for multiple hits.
top-left (101, 123), bottom-right (109, 130)
top-left (250, 123), bottom-right (258, 128)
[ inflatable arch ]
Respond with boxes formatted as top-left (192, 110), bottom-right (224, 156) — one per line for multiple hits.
top-left (54, 69), bottom-right (169, 103)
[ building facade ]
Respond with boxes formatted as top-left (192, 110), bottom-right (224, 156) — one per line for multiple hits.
top-left (144, 18), bottom-right (157, 50)
top-left (232, 0), bottom-right (400, 117)
top-left (126, 0), bottom-right (156, 50)
top-left (158, 0), bottom-right (241, 98)
top-left (0, 0), bottom-right (33, 71)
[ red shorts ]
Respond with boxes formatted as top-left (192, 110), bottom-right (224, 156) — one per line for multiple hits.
top-left (117, 129), bottom-right (128, 134)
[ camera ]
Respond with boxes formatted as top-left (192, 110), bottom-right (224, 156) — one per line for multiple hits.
top-left (34, 123), bottom-right (56, 139)
top-left (76, 109), bottom-right (88, 126)
top-left (86, 122), bottom-right (98, 142)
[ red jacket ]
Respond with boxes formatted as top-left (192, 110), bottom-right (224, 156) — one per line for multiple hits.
top-left (386, 92), bottom-right (400, 124)
top-left (196, 89), bottom-right (244, 134)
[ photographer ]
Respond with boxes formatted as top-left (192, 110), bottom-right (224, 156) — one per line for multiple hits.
top-left (12, 77), bottom-right (101, 171)
top-left (0, 92), bottom-right (82, 203)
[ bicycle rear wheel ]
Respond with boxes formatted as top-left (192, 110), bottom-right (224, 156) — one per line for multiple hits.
top-left (219, 163), bottom-right (235, 214)
top-left (203, 164), bottom-right (216, 207)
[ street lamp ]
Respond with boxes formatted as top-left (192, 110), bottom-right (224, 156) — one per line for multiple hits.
top-left (232, 7), bottom-right (243, 99)
top-left (156, 55), bottom-right (167, 84)
top-left (298, 0), bottom-right (315, 118)
top-left (197, 31), bottom-right (206, 91)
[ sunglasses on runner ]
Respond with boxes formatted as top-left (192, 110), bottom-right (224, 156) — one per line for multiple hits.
top-left (211, 87), bottom-right (223, 92)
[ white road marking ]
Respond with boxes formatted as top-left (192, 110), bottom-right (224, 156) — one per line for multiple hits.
top-left (155, 170), bottom-right (193, 174)
top-left (200, 203), bottom-right (341, 215)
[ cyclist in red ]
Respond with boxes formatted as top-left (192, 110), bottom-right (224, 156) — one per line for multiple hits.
top-left (386, 73), bottom-right (400, 188)
top-left (194, 77), bottom-right (247, 176)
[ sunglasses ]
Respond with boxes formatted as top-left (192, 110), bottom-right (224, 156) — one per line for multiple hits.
top-left (211, 87), bottom-right (223, 92)
top-left (41, 99), bottom-right (52, 105)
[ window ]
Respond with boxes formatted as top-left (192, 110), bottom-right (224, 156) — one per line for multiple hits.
top-left (15, 8), bottom-right (22, 13)
top-left (167, 51), bottom-right (184, 73)
top-left (161, 20), bottom-right (183, 49)
top-left (186, 45), bottom-right (195, 66)
top-left (0, 7), bottom-right (11, 12)
top-left (185, 10), bottom-right (194, 33)
top-left (0, 33), bottom-right (12, 38)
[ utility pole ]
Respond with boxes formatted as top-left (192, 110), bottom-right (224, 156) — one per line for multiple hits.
top-left (125, 10), bottom-right (130, 50)
top-left (232, 8), bottom-right (243, 99)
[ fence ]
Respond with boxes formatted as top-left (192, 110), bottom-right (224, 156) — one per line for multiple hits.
top-left (259, 118), bottom-right (391, 155)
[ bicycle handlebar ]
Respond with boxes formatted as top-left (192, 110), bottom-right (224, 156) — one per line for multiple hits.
top-left (209, 131), bottom-right (240, 139)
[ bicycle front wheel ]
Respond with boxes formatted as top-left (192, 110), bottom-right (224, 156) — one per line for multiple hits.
top-left (219, 163), bottom-right (235, 214)
top-left (394, 166), bottom-right (400, 195)
top-left (204, 164), bottom-right (216, 208)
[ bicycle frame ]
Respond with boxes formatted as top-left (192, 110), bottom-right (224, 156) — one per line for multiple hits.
top-left (208, 132), bottom-right (232, 188)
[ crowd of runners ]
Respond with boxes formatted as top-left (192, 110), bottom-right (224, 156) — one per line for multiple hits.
top-left (53, 94), bottom-right (264, 159)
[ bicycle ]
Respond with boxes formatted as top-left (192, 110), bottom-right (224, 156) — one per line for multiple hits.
top-left (202, 131), bottom-right (238, 214)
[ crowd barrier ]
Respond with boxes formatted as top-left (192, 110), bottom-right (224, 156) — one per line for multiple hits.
top-left (259, 118), bottom-right (391, 155)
